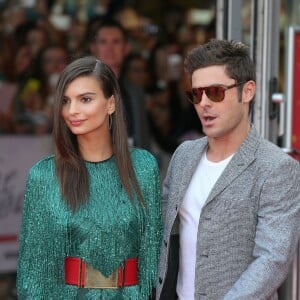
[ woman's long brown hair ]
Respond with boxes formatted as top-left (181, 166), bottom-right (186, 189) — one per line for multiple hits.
top-left (53, 56), bottom-right (144, 212)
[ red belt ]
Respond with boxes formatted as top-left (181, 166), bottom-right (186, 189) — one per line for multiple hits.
top-left (64, 257), bottom-right (138, 288)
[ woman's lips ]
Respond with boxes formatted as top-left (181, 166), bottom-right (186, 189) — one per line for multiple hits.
top-left (70, 120), bottom-right (84, 126)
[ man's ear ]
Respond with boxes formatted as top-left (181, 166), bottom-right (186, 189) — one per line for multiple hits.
top-left (242, 80), bottom-right (256, 104)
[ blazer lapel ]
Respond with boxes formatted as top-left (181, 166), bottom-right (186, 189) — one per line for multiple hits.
top-left (204, 126), bottom-right (260, 206)
top-left (176, 138), bottom-right (208, 205)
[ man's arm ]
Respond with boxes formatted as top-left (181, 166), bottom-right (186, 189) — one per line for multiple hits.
top-left (224, 158), bottom-right (300, 300)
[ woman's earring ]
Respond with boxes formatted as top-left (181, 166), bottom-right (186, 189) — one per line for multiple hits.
top-left (109, 114), bottom-right (112, 130)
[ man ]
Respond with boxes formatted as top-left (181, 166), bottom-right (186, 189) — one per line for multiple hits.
top-left (156, 39), bottom-right (300, 300)
top-left (89, 19), bottom-right (150, 149)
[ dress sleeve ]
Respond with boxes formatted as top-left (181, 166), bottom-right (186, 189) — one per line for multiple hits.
top-left (17, 165), bottom-right (55, 299)
top-left (137, 155), bottom-right (163, 299)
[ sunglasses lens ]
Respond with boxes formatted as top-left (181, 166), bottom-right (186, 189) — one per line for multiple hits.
top-left (205, 86), bottom-right (225, 102)
top-left (186, 91), bottom-right (194, 104)
top-left (187, 85), bottom-right (228, 104)
top-left (186, 89), bottom-right (201, 104)
top-left (192, 88), bottom-right (203, 104)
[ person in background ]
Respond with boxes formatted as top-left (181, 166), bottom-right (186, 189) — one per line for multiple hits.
top-left (156, 39), bottom-right (300, 300)
top-left (0, 274), bottom-right (16, 300)
top-left (24, 23), bottom-right (50, 58)
top-left (17, 56), bottom-right (162, 299)
top-left (11, 44), bottom-right (68, 134)
top-left (120, 52), bottom-right (151, 92)
top-left (34, 44), bottom-right (69, 107)
top-left (89, 18), bottom-right (150, 149)
top-left (0, 35), bottom-right (17, 133)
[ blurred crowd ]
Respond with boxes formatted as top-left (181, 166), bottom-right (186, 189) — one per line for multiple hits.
top-left (0, 0), bottom-right (216, 175)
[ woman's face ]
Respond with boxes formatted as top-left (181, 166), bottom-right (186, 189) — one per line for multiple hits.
top-left (61, 75), bottom-right (115, 139)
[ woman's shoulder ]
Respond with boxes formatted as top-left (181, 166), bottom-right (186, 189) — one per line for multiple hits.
top-left (130, 147), bottom-right (157, 161)
top-left (28, 155), bottom-right (55, 176)
top-left (130, 148), bottom-right (158, 169)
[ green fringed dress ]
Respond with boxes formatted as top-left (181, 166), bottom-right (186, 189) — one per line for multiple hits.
top-left (17, 148), bottom-right (162, 300)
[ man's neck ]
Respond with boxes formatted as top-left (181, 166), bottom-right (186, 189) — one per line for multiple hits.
top-left (206, 123), bottom-right (251, 162)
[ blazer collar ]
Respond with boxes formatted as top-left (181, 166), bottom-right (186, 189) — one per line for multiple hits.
top-left (175, 137), bottom-right (208, 205)
top-left (205, 125), bottom-right (260, 205)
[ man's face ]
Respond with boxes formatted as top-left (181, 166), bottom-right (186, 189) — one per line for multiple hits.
top-left (90, 27), bottom-right (129, 75)
top-left (191, 65), bottom-right (254, 141)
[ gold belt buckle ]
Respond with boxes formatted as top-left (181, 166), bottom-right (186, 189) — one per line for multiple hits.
top-left (84, 263), bottom-right (120, 289)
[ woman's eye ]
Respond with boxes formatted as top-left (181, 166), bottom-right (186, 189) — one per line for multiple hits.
top-left (62, 98), bottom-right (69, 104)
top-left (82, 97), bottom-right (92, 103)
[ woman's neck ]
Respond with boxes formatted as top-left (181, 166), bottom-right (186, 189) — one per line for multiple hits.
top-left (77, 135), bottom-right (113, 162)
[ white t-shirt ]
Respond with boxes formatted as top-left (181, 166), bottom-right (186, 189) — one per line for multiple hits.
top-left (177, 152), bottom-right (233, 300)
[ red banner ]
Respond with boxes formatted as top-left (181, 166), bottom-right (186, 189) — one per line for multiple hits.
top-left (292, 32), bottom-right (300, 151)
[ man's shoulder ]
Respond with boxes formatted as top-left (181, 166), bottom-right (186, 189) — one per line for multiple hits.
top-left (245, 133), bottom-right (299, 174)
top-left (242, 126), bottom-right (296, 165)
top-left (258, 137), bottom-right (294, 160)
top-left (175, 137), bottom-right (207, 155)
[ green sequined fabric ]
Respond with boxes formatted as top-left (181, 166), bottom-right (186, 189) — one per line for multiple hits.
top-left (17, 148), bottom-right (162, 299)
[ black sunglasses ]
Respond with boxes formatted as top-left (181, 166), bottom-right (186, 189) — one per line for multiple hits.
top-left (185, 82), bottom-right (246, 104)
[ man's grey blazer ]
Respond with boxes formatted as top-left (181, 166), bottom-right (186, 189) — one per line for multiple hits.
top-left (156, 126), bottom-right (300, 300)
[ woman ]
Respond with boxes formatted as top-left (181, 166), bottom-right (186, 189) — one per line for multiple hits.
top-left (17, 56), bottom-right (162, 299)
